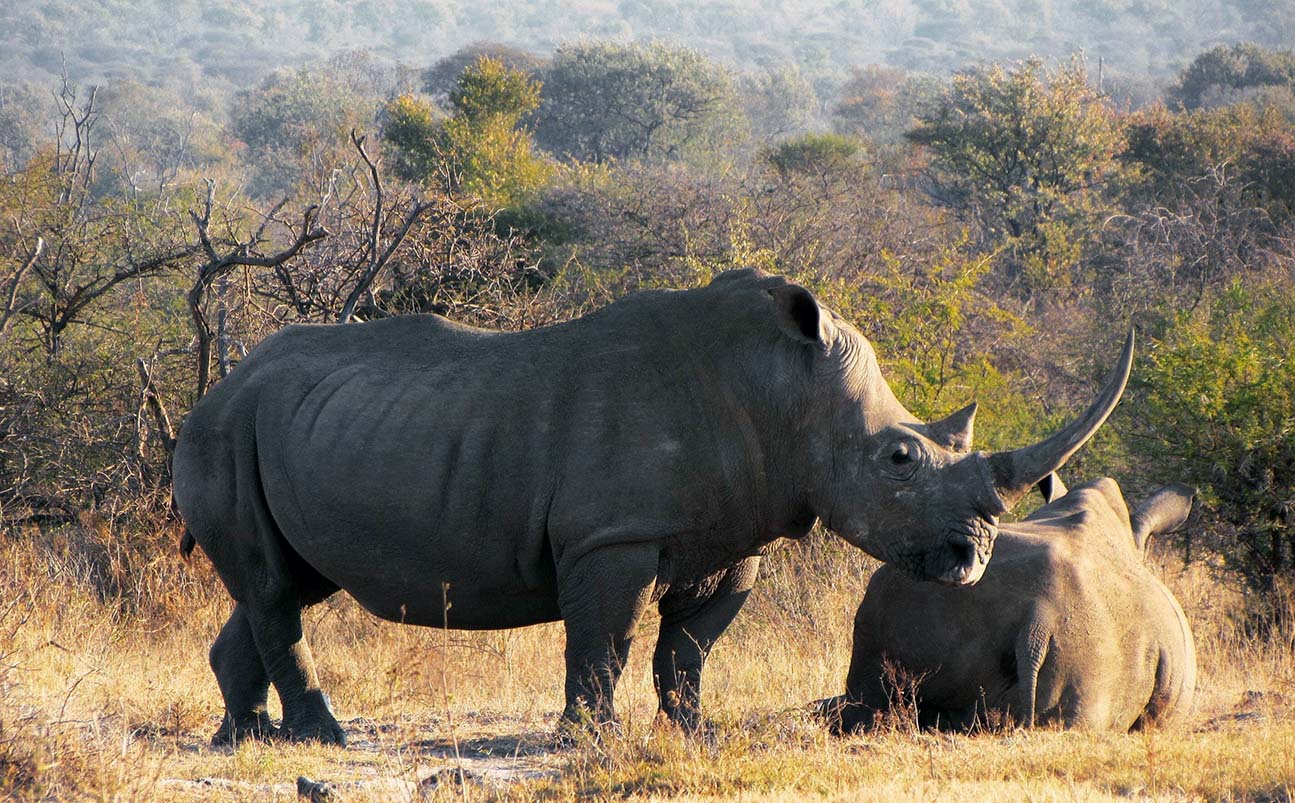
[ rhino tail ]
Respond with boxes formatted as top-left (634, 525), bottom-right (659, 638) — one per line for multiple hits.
top-left (180, 528), bottom-right (197, 559)
top-left (1130, 484), bottom-right (1196, 554)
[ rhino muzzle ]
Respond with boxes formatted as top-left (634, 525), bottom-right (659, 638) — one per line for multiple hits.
top-left (929, 520), bottom-right (996, 587)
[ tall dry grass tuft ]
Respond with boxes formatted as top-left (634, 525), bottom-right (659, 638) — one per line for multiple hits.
top-left (0, 522), bottom-right (216, 801)
top-left (0, 520), bottom-right (1293, 801)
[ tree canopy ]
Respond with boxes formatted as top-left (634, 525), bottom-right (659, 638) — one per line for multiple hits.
top-left (535, 41), bottom-right (746, 164)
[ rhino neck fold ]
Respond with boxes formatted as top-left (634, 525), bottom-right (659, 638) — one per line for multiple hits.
top-left (643, 302), bottom-right (804, 542)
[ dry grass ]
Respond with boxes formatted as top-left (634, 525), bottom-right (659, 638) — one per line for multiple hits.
top-left (1, 523), bottom-right (1293, 802)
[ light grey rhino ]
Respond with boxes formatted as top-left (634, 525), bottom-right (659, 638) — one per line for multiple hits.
top-left (817, 477), bottom-right (1197, 733)
top-left (172, 268), bottom-right (1133, 745)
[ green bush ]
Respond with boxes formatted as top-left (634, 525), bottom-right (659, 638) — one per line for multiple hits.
top-left (1131, 278), bottom-right (1295, 607)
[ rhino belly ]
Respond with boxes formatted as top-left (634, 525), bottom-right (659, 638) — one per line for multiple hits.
top-left (256, 368), bottom-right (562, 631)
top-left (272, 487), bottom-right (563, 631)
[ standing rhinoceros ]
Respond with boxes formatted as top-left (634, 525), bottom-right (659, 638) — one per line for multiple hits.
top-left (172, 268), bottom-right (1132, 745)
top-left (816, 478), bottom-right (1197, 733)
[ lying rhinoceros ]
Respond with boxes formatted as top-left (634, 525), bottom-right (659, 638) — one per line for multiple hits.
top-left (173, 268), bottom-right (1132, 745)
top-left (817, 477), bottom-right (1196, 733)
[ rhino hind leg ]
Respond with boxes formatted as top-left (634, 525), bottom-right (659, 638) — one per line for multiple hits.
top-left (244, 600), bottom-right (347, 746)
top-left (653, 556), bottom-right (760, 733)
top-left (210, 603), bottom-right (278, 746)
top-left (557, 543), bottom-right (659, 731)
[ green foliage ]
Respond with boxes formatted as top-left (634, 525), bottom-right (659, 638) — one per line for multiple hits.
top-left (439, 115), bottom-right (554, 208)
top-left (1132, 278), bottom-right (1295, 599)
top-left (907, 57), bottom-right (1124, 295)
top-left (1122, 102), bottom-right (1295, 225)
top-left (536, 41), bottom-right (747, 164)
top-left (232, 66), bottom-right (379, 197)
top-left (740, 63), bottom-right (819, 143)
top-left (825, 242), bottom-right (1028, 435)
top-left (0, 134), bottom-right (196, 519)
top-left (1172, 42), bottom-right (1295, 110)
top-left (382, 93), bottom-right (444, 183)
top-left (449, 55), bottom-right (542, 124)
top-left (0, 84), bottom-right (43, 171)
top-left (422, 43), bottom-right (546, 104)
top-left (765, 133), bottom-right (863, 177)
top-left (93, 81), bottom-right (230, 196)
top-left (384, 58), bottom-right (553, 208)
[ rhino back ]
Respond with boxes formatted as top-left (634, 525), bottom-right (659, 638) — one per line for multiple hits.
top-left (177, 295), bottom-right (780, 628)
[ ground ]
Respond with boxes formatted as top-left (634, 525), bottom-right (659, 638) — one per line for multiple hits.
top-left (2, 521), bottom-right (1292, 802)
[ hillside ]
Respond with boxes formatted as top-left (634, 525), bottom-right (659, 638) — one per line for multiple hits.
top-left (3, 0), bottom-right (1292, 99)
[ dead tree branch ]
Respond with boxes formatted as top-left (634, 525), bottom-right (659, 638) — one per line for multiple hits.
top-left (135, 357), bottom-right (177, 485)
top-left (0, 236), bottom-right (42, 340)
top-left (188, 185), bottom-right (328, 400)
top-left (337, 130), bottom-right (437, 323)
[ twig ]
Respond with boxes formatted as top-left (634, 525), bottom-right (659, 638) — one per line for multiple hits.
top-left (441, 581), bottom-right (470, 803)
top-left (136, 358), bottom-right (177, 457)
top-left (187, 189), bottom-right (328, 399)
top-left (0, 236), bottom-right (42, 339)
top-left (337, 130), bottom-right (437, 324)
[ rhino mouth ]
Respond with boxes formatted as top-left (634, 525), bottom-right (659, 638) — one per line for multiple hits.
top-left (927, 521), bottom-right (996, 587)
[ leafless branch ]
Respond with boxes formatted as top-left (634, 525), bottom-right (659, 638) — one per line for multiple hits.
top-left (336, 130), bottom-right (437, 324)
top-left (0, 236), bottom-right (43, 340)
top-left (188, 192), bottom-right (329, 400)
top-left (136, 357), bottom-right (177, 465)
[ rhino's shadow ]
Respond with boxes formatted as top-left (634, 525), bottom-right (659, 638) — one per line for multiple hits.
top-left (408, 732), bottom-right (556, 760)
top-left (337, 717), bottom-right (560, 762)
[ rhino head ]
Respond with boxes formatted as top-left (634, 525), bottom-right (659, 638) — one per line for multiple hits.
top-left (763, 280), bottom-right (1133, 587)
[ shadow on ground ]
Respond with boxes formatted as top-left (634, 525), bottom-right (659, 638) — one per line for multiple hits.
top-left (160, 714), bottom-right (563, 800)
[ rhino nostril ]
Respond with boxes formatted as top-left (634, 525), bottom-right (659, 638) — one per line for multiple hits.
top-left (950, 537), bottom-right (975, 567)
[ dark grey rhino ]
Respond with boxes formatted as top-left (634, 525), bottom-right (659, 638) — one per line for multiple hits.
top-left (172, 268), bottom-right (1132, 745)
top-left (817, 478), bottom-right (1197, 733)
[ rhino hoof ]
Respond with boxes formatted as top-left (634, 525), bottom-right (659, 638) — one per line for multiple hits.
top-left (280, 690), bottom-right (347, 746)
top-left (809, 696), bottom-right (861, 736)
top-left (282, 717), bottom-right (347, 746)
top-left (553, 714), bottom-right (623, 750)
top-left (211, 712), bottom-right (279, 747)
top-left (652, 709), bottom-right (717, 744)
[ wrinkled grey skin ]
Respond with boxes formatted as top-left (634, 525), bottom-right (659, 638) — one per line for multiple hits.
top-left (817, 478), bottom-right (1197, 733)
top-left (172, 268), bottom-right (1131, 746)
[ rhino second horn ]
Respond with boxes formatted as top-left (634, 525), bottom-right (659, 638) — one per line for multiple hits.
top-left (988, 331), bottom-right (1135, 508)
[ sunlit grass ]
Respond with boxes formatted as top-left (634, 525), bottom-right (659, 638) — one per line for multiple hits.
top-left (2, 525), bottom-right (1293, 801)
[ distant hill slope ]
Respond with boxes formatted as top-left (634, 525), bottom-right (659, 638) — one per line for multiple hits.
top-left (3, 0), bottom-right (1291, 94)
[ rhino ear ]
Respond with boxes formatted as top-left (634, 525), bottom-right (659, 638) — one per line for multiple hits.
top-left (927, 402), bottom-right (977, 452)
top-left (1036, 472), bottom-right (1068, 504)
top-left (767, 284), bottom-right (827, 345)
top-left (1130, 483), bottom-right (1196, 555)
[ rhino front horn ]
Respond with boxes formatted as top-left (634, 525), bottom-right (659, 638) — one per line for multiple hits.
top-left (988, 331), bottom-right (1134, 507)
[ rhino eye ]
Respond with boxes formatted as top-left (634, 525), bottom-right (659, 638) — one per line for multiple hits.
top-left (890, 446), bottom-right (912, 465)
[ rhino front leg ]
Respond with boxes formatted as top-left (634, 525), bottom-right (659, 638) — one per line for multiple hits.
top-left (245, 600), bottom-right (346, 745)
top-left (1015, 615), bottom-right (1053, 728)
top-left (209, 603), bottom-right (277, 745)
top-left (653, 556), bottom-right (761, 733)
top-left (557, 543), bottom-right (659, 728)
top-left (822, 599), bottom-right (895, 734)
